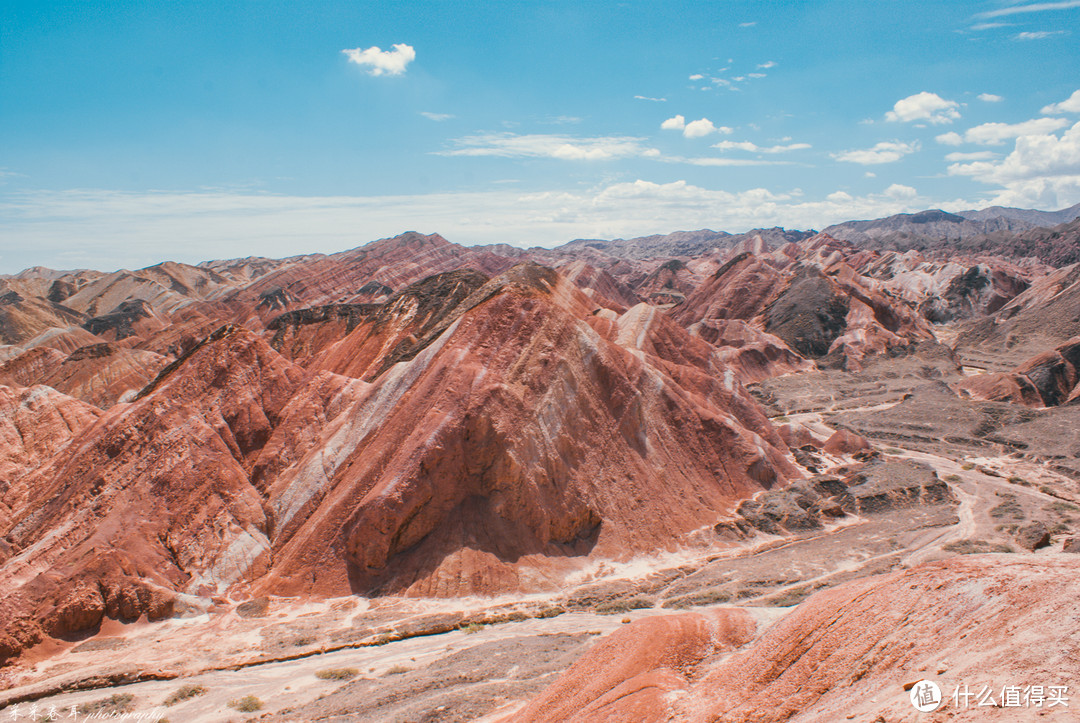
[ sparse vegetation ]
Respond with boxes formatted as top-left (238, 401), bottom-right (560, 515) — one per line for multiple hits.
top-left (1007, 476), bottom-right (1029, 486)
top-left (767, 586), bottom-right (812, 607)
top-left (164, 684), bottom-right (207, 706)
top-left (943, 539), bottom-right (1014, 554)
top-left (315, 667), bottom-right (359, 680)
top-left (77, 694), bottom-right (135, 715)
top-left (944, 474), bottom-right (962, 482)
top-left (228, 695), bottom-right (263, 712)
top-left (461, 622), bottom-right (485, 634)
top-left (661, 588), bottom-right (732, 609)
top-left (990, 495), bottom-right (1025, 519)
top-left (537, 605), bottom-right (566, 619)
top-left (1050, 502), bottom-right (1079, 513)
top-left (596, 596), bottom-right (654, 615)
top-left (385, 665), bottom-right (412, 675)
top-left (883, 448), bottom-right (904, 455)
top-left (961, 463), bottom-right (975, 471)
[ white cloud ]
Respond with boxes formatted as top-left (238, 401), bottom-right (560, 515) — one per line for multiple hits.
top-left (748, 72), bottom-right (766, 78)
top-left (865, 171), bottom-right (877, 178)
top-left (757, 61), bottom-right (777, 69)
top-left (713, 140), bottom-right (811, 153)
top-left (661, 115), bottom-right (686, 131)
top-left (935, 117), bottom-right (1069, 145)
top-left (885, 92), bottom-right (961, 124)
top-left (437, 133), bottom-right (659, 161)
top-left (978, 93), bottom-right (1004, 103)
top-left (689, 73), bottom-right (704, 81)
top-left (947, 120), bottom-right (1080, 207)
top-left (970, 22), bottom-right (1011, 30)
top-left (885, 183), bottom-right (918, 199)
top-left (1015, 30), bottom-right (1067, 40)
top-left (634, 95), bottom-right (667, 102)
top-left (739, 21), bottom-right (757, 27)
top-left (420, 112), bottom-right (454, 121)
top-left (342, 43), bottom-right (416, 76)
top-left (976, 0), bottom-right (1080, 18)
top-left (832, 141), bottom-right (920, 165)
top-left (1042, 89), bottom-right (1080, 114)
top-left (662, 116), bottom-right (732, 138)
top-left (946, 151), bottom-right (999, 161)
top-left (684, 118), bottom-right (725, 138)
top-left (0, 181), bottom-right (955, 272)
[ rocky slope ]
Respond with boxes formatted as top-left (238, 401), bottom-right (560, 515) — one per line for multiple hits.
top-left (509, 555), bottom-right (1080, 722)
top-left (0, 262), bottom-right (799, 665)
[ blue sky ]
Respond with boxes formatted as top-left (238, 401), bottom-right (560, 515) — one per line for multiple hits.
top-left (2, 0), bottom-right (1079, 272)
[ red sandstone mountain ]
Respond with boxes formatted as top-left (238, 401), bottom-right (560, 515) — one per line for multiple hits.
top-left (955, 336), bottom-right (1080, 407)
top-left (0, 262), bottom-right (797, 664)
top-left (673, 235), bottom-right (937, 370)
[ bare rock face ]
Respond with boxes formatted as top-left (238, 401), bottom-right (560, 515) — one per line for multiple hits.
top-left (1015, 521), bottom-right (1051, 551)
top-left (957, 263), bottom-right (1080, 365)
top-left (506, 608), bottom-right (757, 723)
top-left (955, 335), bottom-right (1080, 407)
top-left (0, 325), bottom-right (320, 663)
top-left (671, 237), bottom-right (936, 371)
top-left (822, 428), bottom-right (872, 455)
top-left (0, 264), bottom-right (797, 664)
top-left (1, 343), bottom-right (169, 408)
top-left (259, 265), bottom-right (797, 598)
top-left (0, 384), bottom-right (101, 499)
top-left (511, 556), bottom-right (1080, 722)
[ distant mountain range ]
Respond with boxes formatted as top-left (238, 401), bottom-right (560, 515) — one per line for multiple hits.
top-left (823, 202), bottom-right (1080, 252)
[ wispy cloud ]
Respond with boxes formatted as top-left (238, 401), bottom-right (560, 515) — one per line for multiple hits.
top-left (757, 61), bottom-right (777, 69)
top-left (977, 93), bottom-right (1004, 102)
top-left (935, 117), bottom-right (1069, 145)
top-left (420, 112), bottom-right (454, 121)
top-left (633, 95), bottom-right (667, 102)
top-left (1015, 30), bottom-right (1068, 39)
top-left (970, 21), bottom-right (1011, 30)
top-left (0, 182), bottom-right (954, 273)
top-left (885, 92), bottom-right (961, 124)
top-left (975, 0), bottom-right (1080, 19)
top-left (945, 151), bottom-right (999, 161)
top-left (436, 133), bottom-right (659, 161)
top-left (342, 43), bottom-right (416, 76)
top-left (832, 140), bottom-right (920, 164)
top-left (713, 140), bottom-right (811, 153)
top-left (739, 21), bottom-right (757, 27)
top-left (1042, 89), bottom-right (1080, 114)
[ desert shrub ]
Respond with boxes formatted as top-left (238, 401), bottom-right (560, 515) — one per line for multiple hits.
top-left (77, 694), bottom-right (135, 715)
top-left (536, 605), bottom-right (565, 619)
top-left (164, 684), bottom-right (207, 706)
top-left (315, 668), bottom-right (358, 681)
top-left (943, 539), bottom-right (1014, 554)
top-left (767, 587), bottom-right (811, 607)
top-left (595, 596), bottom-right (654, 615)
top-left (944, 474), bottom-right (962, 482)
top-left (385, 665), bottom-right (412, 675)
top-left (228, 695), bottom-right (263, 712)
